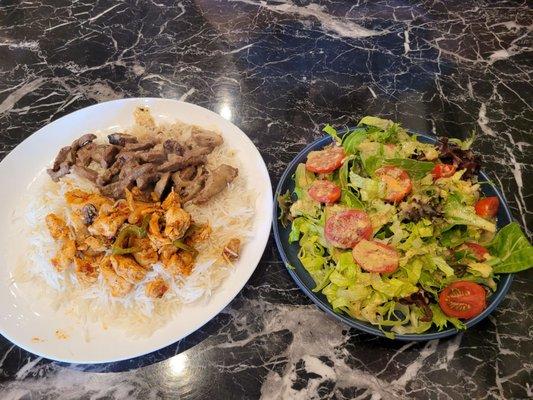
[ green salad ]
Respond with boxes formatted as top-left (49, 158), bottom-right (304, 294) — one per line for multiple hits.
top-left (279, 116), bottom-right (533, 337)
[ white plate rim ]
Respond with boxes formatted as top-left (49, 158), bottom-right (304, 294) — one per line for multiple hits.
top-left (0, 98), bottom-right (273, 363)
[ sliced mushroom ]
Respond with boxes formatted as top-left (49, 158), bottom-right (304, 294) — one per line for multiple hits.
top-left (108, 133), bottom-right (138, 146)
top-left (192, 164), bottom-right (238, 204)
top-left (81, 204), bottom-right (98, 225)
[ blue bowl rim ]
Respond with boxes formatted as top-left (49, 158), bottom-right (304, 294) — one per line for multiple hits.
top-left (272, 132), bottom-right (514, 341)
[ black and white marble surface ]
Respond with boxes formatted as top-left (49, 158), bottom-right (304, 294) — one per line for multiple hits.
top-left (0, 1), bottom-right (532, 399)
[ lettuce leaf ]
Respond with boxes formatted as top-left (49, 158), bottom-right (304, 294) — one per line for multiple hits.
top-left (323, 124), bottom-right (342, 144)
top-left (358, 116), bottom-right (394, 131)
top-left (277, 190), bottom-right (293, 228)
top-left (342, 128), bottom-right (367, 154)
top-left (384, 158), bottom-right (435, 180)
top-left (488, 222), bottom-right (533, 273)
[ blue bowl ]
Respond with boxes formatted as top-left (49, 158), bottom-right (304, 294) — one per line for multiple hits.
top-left (273, 133), bottom-right (514, 341)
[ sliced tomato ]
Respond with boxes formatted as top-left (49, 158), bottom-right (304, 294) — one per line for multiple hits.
top-left (308, 180), bottom-right (341, 204)
top-left (432, 163), bottom-right (456, 179)
top-left (352, 239), bottom-right (399, 274)
top-left (305, 146), bottom-right (345, 174)
top-left (438, 281), bottom-right (487, 319)
top-left (461, 242), bottom-right (489, 261)
top-left (375, 166), bottom-right (412, 203)
top-left (324, 210), bottom-right (372, 249)
top-left (475, 197), bottom-right (499, 218)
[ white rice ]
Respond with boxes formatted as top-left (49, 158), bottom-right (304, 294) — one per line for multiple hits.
top-left (18, 116), bottom-right (255, 337)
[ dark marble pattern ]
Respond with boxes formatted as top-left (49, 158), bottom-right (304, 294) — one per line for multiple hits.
top-left (0, 0), bottom-right (532, 399)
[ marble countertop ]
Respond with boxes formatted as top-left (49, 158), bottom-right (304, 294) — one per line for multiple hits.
top-left (0, 1), bottom-right (531, 399)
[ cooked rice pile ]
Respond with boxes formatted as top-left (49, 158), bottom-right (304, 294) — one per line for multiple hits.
top-left (19, 116), bottom-right (255, 337)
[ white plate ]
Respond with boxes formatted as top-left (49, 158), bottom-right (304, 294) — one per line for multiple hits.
top-left (0, 98), bottom-right (272, 363)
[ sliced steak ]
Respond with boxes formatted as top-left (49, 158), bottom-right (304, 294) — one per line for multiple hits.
top-left (154, 172), bottom-right (171, 199)
top-left (108, 133), bottom-right (138, 146)
top-left (47, 162), bottom-right (71, 182)
top-left (136, 171), bottom-right (158, 191)
top-left (92, 145), bottom-right (120, 168)
top-left (119, 159), bottom-right (140, 180)
top-left (124, 139), bottom-right (156, 152)
top-left (76, 142), bottom-right (97, 167)
top-left (171, 170), bottom-right (206, 203)
top-left (163, 139), bottom-right (184, 156)
top-left (192, 165), bottom-right (238, 204)
top-left (179, 165), bottom-right (197, 180)
top-left (140, 149), bottom-right (167, 164)
top-left (100, 180), bottom-right (127, 199)
top-left (74, 133), bottom-right (97, 149)
top-left (51, 146), bottom-right (73, 171)
top-left (191, 128), bottom-right (223, 150)
top-left (159, 154), bottom-right (206, 173)
top-left (98, 157), bottom-right (124, 186)
top-left (72, 165), bottom-right (98, 183)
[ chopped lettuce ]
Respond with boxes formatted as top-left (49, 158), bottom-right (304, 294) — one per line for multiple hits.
top-left (444, 193), bottom-right (496, 232)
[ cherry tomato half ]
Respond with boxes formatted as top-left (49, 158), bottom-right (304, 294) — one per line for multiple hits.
top-left (324, 210), bottom-right (372, 249)
top-left (438, 281), bottom-right (487, 319)
top-left (375, 166), bottom-right (412, 203)
top-left (432, 163), bottom-right (456, 179)
top-left (308, 180), bottom-right (341, 204)
top-left (475, 197), bottom-right (499, 218)
top-left (352, 239), bottom-right (399, 274)
top-left (305, 146), bottom-right (345, 174)
top-left (461, 242), bottom-right (489, 261)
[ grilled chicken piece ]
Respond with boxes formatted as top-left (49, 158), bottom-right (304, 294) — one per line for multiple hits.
top-left (145, 278), bottom-right (169, 298)
top-left (110, 255), bottom-right (147, 284)
top-left (51, 238), bottom-right (76, 272)
top-left (101, 256), bottom-right (133, 297)
top-left (46, 213), bottom-right (70, 240)
top-left (130, 237), bottom-right (158, 267)
top-left (161, 190), bottom-right (180, 209)
top-left (185, 224), bottom-right (212, 245)
top-left (162, 251), bottom-right (195, 276)
top-left (83, 235), bottom-right (108, 254)
top-left (124, 188), bottom-right (160, 224)
top-left (64, 189), bottom-right (113, 210)
top-left (88, 202), bottom-right (129, 238)
top-left (160, 191), bottom-right (191, 240)
top-left (74, 256), bottom-right (100, 285)
top-left (222, 238), bottom-right (241, 261)
top-left (164, 205), bottom-right (191, 241)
